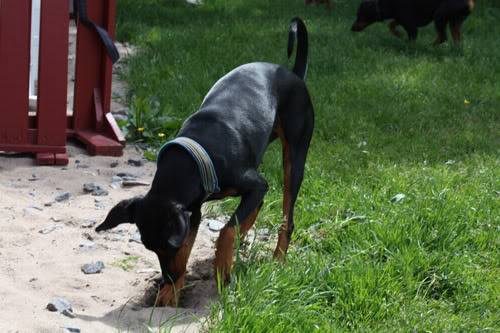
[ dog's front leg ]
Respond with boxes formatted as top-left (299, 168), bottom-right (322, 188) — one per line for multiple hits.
top-left (214, 171), bottom-right (268, 284)
top-left (157, 208), bottom-right (201, 307)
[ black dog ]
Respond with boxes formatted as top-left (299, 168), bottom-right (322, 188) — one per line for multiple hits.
top-left (96, 17), bottom-right (314, 307)
top-left (351, 0), bottom-right (475, 44)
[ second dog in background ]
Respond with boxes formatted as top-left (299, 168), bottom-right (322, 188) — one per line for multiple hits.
top-left (305, 0), bottom-right (333, 9)
top-left (351, 0), bottom-right (475, 45)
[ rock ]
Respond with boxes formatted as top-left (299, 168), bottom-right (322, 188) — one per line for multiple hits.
top-left (110, 161), bottom-right (119, 168)
top-left (55, 192), bottom-right (71, 203)
top-left (47, 298), bottom-right (73, 315)
top-left (79, 240), bottom-right (96, 251)
top-left (39, 225), bottom-right (62, 235)
top-left (83, 183), bottom-right (109, 197)
top-left (129, 231), bottom-right (142, 244)
top-left (63, 326), bottom-right (81, 333)
top-left (95, 202), bottom-right (106, 210)
top-left (116, 172), bottom-right (136, 179)
top-left (50, 217), bottom-right (62, 222)
top-left (81, 261), bottom-right (105, 274)
top-left (28, 174), bottom-right (39, 181)
top-left (127, 159), bottom-right (143, 167)
top-left (122, 180), bottom-right (150, 188)
top-left (76, 164), bottom-right (90, 169)
top-left (81, 219), bottom-right (97, 228)
top-left (390, 193), bottom-right (406, 203)
top-left (207, 219), bottom-right (225, 232)
top-left (45, 202), bottom-right (54, 207)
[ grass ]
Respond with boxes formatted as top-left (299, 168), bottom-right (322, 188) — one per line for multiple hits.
top-left (115, 0), bottom-right (499, 331)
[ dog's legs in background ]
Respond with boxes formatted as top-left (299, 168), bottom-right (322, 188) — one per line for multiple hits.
top-left (388, 20), bottom-right (404, 39)
top-left (433, 9), bottom-right (449, 45)
top-left (449, 19), bottom-right (464, 42)
top-left (402, 24), bottom-right (418, 42)
top-left (214, 172), bottom-right (268, 283)
top-left (157, 206), bottom-right (201, 307)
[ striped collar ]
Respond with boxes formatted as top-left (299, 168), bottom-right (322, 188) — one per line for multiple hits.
top-left (158, 137), bottom-right (220, 198)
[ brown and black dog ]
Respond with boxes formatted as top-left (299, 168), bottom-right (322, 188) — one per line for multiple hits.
top-left (352, 0), bottom-right (476, 45)
top-left (95, 18), bottom-right (313, 307)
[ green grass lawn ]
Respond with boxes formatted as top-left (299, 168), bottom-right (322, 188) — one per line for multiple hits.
top-left (116, 0), bottom-right (499, 331)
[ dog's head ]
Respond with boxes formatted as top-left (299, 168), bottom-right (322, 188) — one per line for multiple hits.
top-left (95, 195), bottom-right (191, 282)
top-left (351, 1), bottom-right (379, 32)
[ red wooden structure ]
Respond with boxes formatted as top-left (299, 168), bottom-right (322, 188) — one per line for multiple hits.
top-left (0, 0), bottom-right (124, 165)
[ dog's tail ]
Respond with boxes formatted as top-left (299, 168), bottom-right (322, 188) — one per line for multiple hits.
top-left (288, 17), bottom-right (308, 81)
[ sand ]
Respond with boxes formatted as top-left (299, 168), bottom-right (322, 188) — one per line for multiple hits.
top-left (0, 145), bottom-right (222, 333)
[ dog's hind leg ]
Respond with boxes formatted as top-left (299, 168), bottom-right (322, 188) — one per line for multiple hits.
top-left (214, 171), bottom-right (268, 283)
top-left (274, 105), bottom-right (314, 259)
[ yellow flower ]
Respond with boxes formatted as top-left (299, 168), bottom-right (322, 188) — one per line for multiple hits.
top-left (464, 99), bottom-right (471, 105)
top-left (137, 127), bottom-right (145, 132)
top-left (158, 132), bottom-right (165, 138)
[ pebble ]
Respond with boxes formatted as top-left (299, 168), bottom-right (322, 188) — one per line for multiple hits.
top-left (39, 225), bottom-right (62, 235)
top-left (122, 180), bottom-right (150, 187)
top-left (81, 261), bottom-right (105, 274)
top-left (79, 240), bottom-right (97, 251)
top-left (28, 174), bottom-right (39, 181)
top-left (81, 219), bottom-right (97, 228)
top-left (47, 298), bottom-right (74, 318)
top-left (207, 219), bottom-right (225, 232)
top-left (110, 161), bottom-right (119, 168)
top-left (116, 172), bottom-right (137, 179)
top-left (390, 193), bottom-right (406, 203)
top-left (83, 183), bottom-right (109, 197)
top-left (55, 192), bottom-right (71, 203)
top-left (63, 326), bottom-right (81, 333)
top-left (129, 231), bottom-right (142, 244)
top-left (127, 159), bottom-right (143, 167)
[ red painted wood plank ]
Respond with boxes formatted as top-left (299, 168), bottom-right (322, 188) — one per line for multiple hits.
top-left (0, 0), bottom-right (31, 145)
top-left (0, 144), bottom-right (66, 154)
top-left (73, 0), bottom-right (106, 131)
top-left (36, 0), bottom-right (69, 147)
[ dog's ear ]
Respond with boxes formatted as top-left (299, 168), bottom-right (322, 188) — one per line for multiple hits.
top-left (95, 197), bottom-right (140, 232)
top-left (167, 205), bottom-right (192, 248)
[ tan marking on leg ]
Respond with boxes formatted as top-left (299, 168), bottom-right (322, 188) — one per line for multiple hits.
top-left (450, 22), bottom-right (463, 42)
top-left (274, 126), bottom-right (292, 260)
top-left (389, 20), bottom-right (403, 39)
top-left (156, 230), bottom-right (198, 307)
top-left (238, 205), bottom-right (261, 240)
top-left (214, 225), bottom-right (236, 284)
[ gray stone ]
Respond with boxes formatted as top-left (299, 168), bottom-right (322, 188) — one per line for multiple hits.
top-left (207, 219), bottom-right (225, 232)
top-left (47, 298), bottom-right (73, 314)
top-left (63, 326), bottom-right (81, 333)
top-left (81, 261), bottom-right (105, 274)
top-left (79, 240), bottom-right (96, 251)
top-left (81, 219), bottom-right (97, 228)
top-left (122, 180), bottom-right (150, 188)
top-left (83, 183), bottom-right (109, 197)
top-left (39, 225), bottom-right (62, 235)
top-left (55, 192), bottom-right (71, 202)
top-left (116, 172), bottom-right (136, 179)
top-left (390, 193), bottom-right (406, 203)
top-left (127, 159), bottom-right (143, 167)
top-left (110, 161), bottom-right (119, 168)
top-left (129, 231), bottom-right (142, 244)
